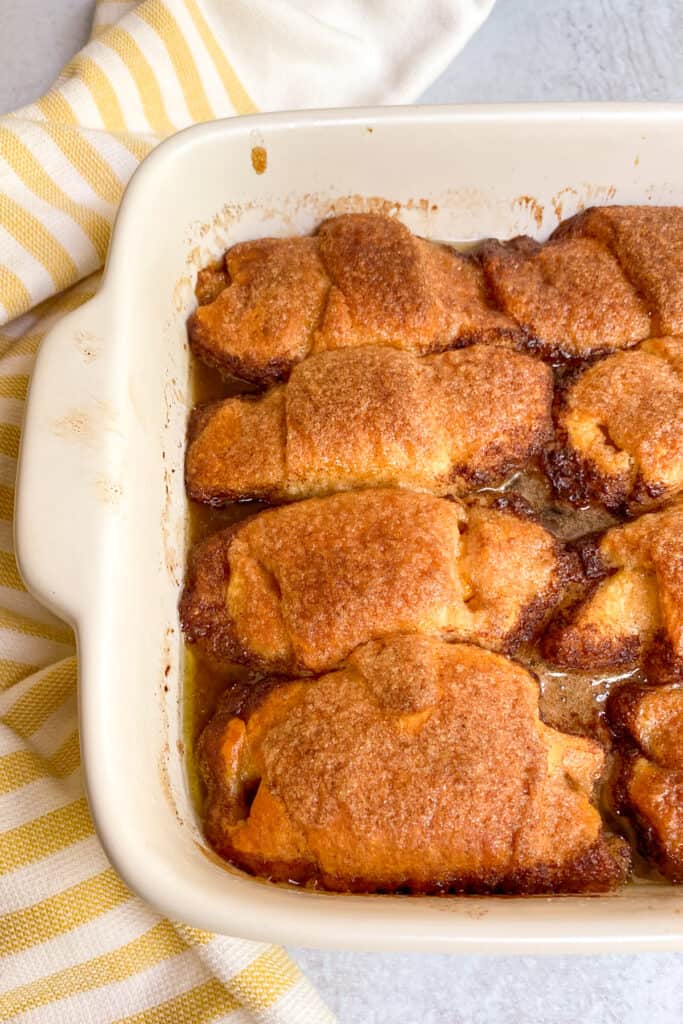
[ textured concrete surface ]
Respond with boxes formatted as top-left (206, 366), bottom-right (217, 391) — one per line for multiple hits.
top-left (2, 1), bottom-right (683, 1021)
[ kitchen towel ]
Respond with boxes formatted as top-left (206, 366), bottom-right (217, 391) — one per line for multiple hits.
top-left (0, 1), bottom-right (494, 1020)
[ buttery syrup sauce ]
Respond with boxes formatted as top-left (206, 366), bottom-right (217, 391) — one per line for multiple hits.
top-left (183, 245), bottom-right (663, 884)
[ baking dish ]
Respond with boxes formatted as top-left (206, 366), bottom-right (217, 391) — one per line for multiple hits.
top-left (15, 104), bottom-right (683, 952)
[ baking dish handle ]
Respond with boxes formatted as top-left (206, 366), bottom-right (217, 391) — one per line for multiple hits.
top-left (15, 295), bottom-right (118, 625)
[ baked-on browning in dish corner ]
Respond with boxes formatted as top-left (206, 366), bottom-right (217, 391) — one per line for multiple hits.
top-left (185, 344), bottom-right (553, 504)
top-left (554, 205), bottom-right (683, 336)
top-left (479, 235), bottom-right (650, 359)
top-left (543, 499), bottom-right (683, 683)
top-left (180, 488), bottom-right (573, 675)
top-left (608, 684), bottom-right (683, 882)
top-left (188, 213), bottom-right (522, 383)
top-left (199, 636), bottom-right (630, 893)
top-left (546, 337), bottom-right (683, 511)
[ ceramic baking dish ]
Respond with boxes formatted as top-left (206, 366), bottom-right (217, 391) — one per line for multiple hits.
top-left (15, 104), bottom-right (683, 952)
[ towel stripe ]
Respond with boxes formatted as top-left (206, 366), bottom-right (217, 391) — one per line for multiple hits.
top-left (0, 376), bottom-right (29, 400)
top-left (0, 195), bottom-right (79, 292)
top-left (0, 268), bottom-right (33, 322)
top-left (0, 608), bottom-right (73, 645)
top-left (36, 92), bottom-right (79, 127)
top-left (100, 26), bottom-right (176, 134)
top-left (63, 55), bottom-right (128, 133)
top-left (0, 423), bottom-right (20, 459)
top-left (42, 123), bottom-right (127, 205)
top-left (0, 920), bottom-right (197, 1018)
top-left (0, 798), bottom-right (93, 873)
top-left (0, 484), bottom-right (16, 521)
top-left (230, 948), bottom-right (301, 1010)
top-left (114, 978), bottom-right (242, 1023)
top-left (136, 3), bottom-right (214, 122)
top-left (184, 0), bottom-right (257, 116)
top-left (2, 661), bottom-right (77, 738)
top-left (0, 732), bottom-right (80, 796)
top-left (0, 867), bottom-right (130, 956)
top-left (0, 550), bottom-right (25, 592)
top-left (0, 128), bottom-right (111, 262)
top-left (0, 659), bottom-right (38, 690)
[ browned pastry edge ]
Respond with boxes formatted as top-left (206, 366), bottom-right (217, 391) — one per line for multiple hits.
top-left (541, 364), bottom-right (669, 511)
top-left (201, 835), bottom-right (630, 894)
top-left (187, 319), bottom-right (297, 388)
top-left (195, 259), bottom-right (229, 306)
top-left (540, 531), bottom-right (637, 668)
top-left (490, 491), bottom-right (541, 521)
top-left (485, 493), bottom-right (584, 651)
top-left (542, 604), bottom-right (643, 670)
top-left (551, 209), bottom-right (602, 239)
top-left (539, 502), bottom-right (683, 680)
top-left (189, 257), bottom-right (298, 386)
top-left (613, 755), bottom-right (683, 883)
top-left (543, 433), bottom-right (669, 513)
top-left (606, 684), bottom-right (651, 746)
top-left (179, 520), bottom-right (297, 674)
top-left (188, 317), bottom-right (529, 389)
top-left (643, 635), bottom-right (683, 686)
top-left (446, 439), bottom-right (547, 493)
top-left (184, 399), bottom-right (282, 506)
top-left (186, 442), bottom-right (550, 507)
top-left (540, 532), bottom-right (617, 667)
top-left (607, 686), bottom-right (683, 882)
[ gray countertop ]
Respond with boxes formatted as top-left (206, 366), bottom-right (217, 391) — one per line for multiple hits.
top-left (2, 2), bottom-right (683, 1021)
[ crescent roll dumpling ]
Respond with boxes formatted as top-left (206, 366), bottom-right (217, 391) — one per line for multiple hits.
top-left (479, 235), bottom-right (650, 359)
top-left (180, 489), bottom-right (572, 675)
top-left (608, 684), bottom-right (683, 882)
top-left (554, 205), bottom-right (683, 335)
top-left (547, 337), bottom-right (683, 511)
top-left (185, 345), bottom-right (553, 504)
top-left (542, 500), bottom-right (683, 683)
top-left (199, 637), bottom-right (629, 893)
top-left (188, 214), bottom-right (522, 384)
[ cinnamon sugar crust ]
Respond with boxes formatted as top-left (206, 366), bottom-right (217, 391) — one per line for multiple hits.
top-left (479, 235), bottom-right (650, 360)
top-left (181, 489), bottom-right (571, 675)
top-left (198, 636), bottom-right (629, 893)
top-left (188, 236), bottom-right (330, 385)
top-left (554, 205), bottom-right (683, 335)
top-left (185, 344), bottom-right (553, 504)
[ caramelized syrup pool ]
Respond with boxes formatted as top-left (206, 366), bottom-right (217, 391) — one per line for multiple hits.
top-left (182, 243), bottom-right (663, 883)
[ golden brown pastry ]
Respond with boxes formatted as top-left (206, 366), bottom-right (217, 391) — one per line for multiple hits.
top-left (185, 344), bottom-right (553, 504)
top-left (554, 205), bottom-right (683, 335)
top-left (180, 489), bottom-right (573, 674)
top-left (546, 337), bottom-right (683, 511)
top-left (188, 214), bottom-right (522, 383)
top-left (479, 235), bottom-right (650, 359)
top-left (199, 636), bottom-right (629, 893)
top-left (608, 684), bottom-right (683, 882)
top-left (542, 500), bottom-right (683, 683)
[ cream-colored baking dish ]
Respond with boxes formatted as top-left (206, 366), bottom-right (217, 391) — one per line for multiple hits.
top-left (15, 105), bottom-right (683, 951)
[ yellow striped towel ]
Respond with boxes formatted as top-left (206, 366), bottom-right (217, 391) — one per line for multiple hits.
top-left (0, 0), bottom-right (494, 1020)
